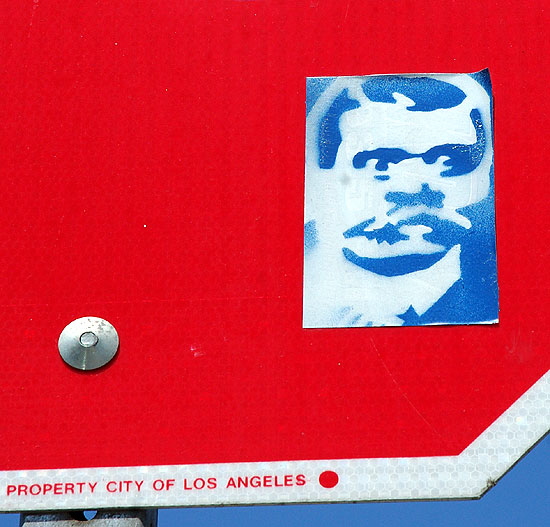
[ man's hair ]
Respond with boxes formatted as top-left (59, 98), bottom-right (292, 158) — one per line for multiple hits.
top-left (361, 76), bottom-right (466, 111)
top-left (316, 76), bottom-right (473, 170)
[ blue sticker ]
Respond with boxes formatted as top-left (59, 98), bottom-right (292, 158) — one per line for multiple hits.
top-left (303, 72), bottom-right (498, 328)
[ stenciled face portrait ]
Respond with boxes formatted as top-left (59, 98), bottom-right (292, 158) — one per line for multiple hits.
top-left (303, 73), bottom-right (498, 328)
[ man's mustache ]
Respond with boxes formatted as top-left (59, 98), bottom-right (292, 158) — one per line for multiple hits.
top-left (385, 183), bottom-right (444, 215)
top-left (343, 213), bottom-right (469, 248)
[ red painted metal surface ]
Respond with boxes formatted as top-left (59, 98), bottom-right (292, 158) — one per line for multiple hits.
top-left (0, 1), bottom-right (548, 471)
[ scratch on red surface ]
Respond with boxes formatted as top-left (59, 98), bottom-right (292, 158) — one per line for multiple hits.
top-left (370, 337), bottom-right (449, 447)
top-left (27, 0), bottom-right (40, 38)
top-left (343, 0), bottom-right (350, 23)
top-left (0, 295), bottom-right (285, 309)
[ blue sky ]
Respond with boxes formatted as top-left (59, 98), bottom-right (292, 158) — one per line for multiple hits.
top-left (5, 434), bottom-right (548, 527)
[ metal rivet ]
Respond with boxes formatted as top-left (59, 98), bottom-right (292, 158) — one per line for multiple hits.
top-left (58, 317), bottom-right (119, 371)
top-left (79, 331), bottom-right (99, 348)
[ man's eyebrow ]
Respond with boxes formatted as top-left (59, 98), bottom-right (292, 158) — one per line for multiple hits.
top-left (351, 109), bottom-right (486, 177)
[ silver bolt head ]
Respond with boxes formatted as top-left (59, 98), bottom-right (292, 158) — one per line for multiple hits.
top-left (58, 317), bottom-right (119, 370)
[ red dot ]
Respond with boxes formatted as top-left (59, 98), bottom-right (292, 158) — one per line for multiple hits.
top-left (319, 470), bottom-right (339, 488)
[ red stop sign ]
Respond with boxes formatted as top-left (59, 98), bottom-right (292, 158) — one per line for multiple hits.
top-left (0, 0), bottom-right (548, 512)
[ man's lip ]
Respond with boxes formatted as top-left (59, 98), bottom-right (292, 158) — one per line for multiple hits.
top-left (343, 213), bottom-right (468, 248)
top-left (343, 230), bottom-right (442, 257)
top-left (344, 222), bottom-right (408, 246)
top-left (343, 217), bottom-right (376, 238)
top-left (342, 248), bottom-right (447, 277)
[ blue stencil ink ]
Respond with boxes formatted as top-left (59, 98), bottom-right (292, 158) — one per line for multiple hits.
top-left (386, 183), bottom-right (445, 215)
top-left (303, 71), bottom-right (498, 328)
top-left (306, 77), bottom-right (334, 116)
top-left (318, 89), bottom-right (360, 169)
top-left (352, 110), bottom-right (485, 177)
top-left (341, 249), bottom-right (447, 277)
top-left (304, 220), bottom-right (319, 254)
top-left (397, 306), bottom-right (423, 325)
top-left (343, 221), bottom-right (409, 246)
top-left (361, 76), bottom-right (467, 111)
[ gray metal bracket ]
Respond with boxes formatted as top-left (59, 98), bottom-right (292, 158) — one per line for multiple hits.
top-left (20, 510), bottom-right (157, 527)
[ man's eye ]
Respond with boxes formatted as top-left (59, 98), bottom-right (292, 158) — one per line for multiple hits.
top-left (421, 109), bottom-right (486, 177)
top-left (422, 145), bottom-right (480, 177)
top-left (353, 148), bottom-right (411, 170)
top-left (422, 147), bottom-right (454, 166)
top-left (375, 160), bottom-right (390, 171)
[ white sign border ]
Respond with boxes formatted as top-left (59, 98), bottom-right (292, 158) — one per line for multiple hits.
top-left (1, 371), bottom-right (548, 512)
